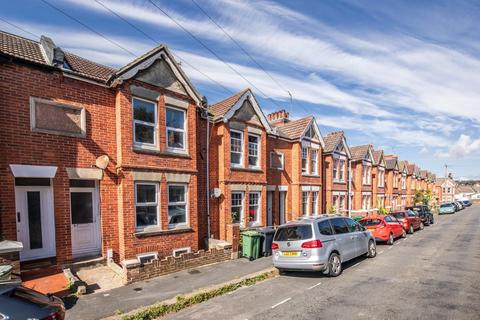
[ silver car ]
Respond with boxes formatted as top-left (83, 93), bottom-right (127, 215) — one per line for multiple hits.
top-left (272, 215), bottom-right (376, 277)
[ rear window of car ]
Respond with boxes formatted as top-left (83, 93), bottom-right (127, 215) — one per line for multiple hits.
top-left (392, 212), bottom-right (404, 219)
top-left (407, 210), bottom-right (417, 217)
top-left (274, 225), bottom-right (313, 241)
top-left (317, 220), bottom-right (334, 235)
top-left (359, 219), bottom-right (381, 226)
top-left (330, 218), bottom-right (350, 234)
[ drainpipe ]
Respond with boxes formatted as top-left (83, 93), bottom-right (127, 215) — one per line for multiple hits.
top-left (201, 97), bottom-right (211, 246)
top-left (348, 158), bottom-right (352, 217)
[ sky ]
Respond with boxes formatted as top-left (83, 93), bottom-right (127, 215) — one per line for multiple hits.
top-left (2, 0), bottom-right (480, 180)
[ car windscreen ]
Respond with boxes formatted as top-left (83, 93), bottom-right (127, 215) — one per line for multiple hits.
top-left (392, 212), bottom-right (404, 219)
top-left (274, 225), bottom-right (312, 241)
top-left (440, 204), bottom-right (452, 208)
top-left (359, 219), bottom-right (382, 226)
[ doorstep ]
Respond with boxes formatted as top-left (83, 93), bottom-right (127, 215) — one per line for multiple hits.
top-left (22, 272), bottom-right (71, 297)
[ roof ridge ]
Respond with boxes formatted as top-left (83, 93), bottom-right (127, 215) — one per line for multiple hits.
top-left (0, 29), bottom-right (39, 44)
top-left (210, 88), bottom-right (249, 107)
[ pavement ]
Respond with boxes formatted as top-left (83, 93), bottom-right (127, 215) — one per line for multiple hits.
top-left (165, 206), bottom-right (480, 320)
top-left (66, 255), bottom-right (273, 320)
top-left (22, 272), bottom-right (70, 297)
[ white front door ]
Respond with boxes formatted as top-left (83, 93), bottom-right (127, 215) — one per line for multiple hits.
top-left (15, 185), bottom-right (56, 261)
top-left (70, 186), bottom-right (101, 258)
top-left (279, 191), bottom-right (286, 224)
top-left (267, 191), bottom-right (273, 226)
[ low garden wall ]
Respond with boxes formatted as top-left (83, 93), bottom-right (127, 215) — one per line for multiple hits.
top-left (121, 248), bottom-right (233, 284)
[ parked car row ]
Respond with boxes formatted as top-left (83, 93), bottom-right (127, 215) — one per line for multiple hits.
top-left (439, 200), bottom-right (471, 214)
top-left (271, 207), bottom-right (435, 277)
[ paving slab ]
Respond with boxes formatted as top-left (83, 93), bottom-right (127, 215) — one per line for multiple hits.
top-left (66, 256), bottom-right (273, 320)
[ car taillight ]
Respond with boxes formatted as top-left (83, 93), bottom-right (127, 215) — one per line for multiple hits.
top-left (42, 311), bottom-right (62, 320)
top-left (271, 242), bottom-right (279, 250)
top-left (301, 240), bottom-right (322, 249)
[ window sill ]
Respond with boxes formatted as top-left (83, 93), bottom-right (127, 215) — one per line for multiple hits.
top-left (231, 167), bottom-right (263, 173)
top-left (134, 226), bottom-right (193, 237)
top-left (132, 147), bottom-right (192, 159)
top-left (302, 174), bottom-right (320, 177)
top-left (333, 180), bottom-right (346, 183)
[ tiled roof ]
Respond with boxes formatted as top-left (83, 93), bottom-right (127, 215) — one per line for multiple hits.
top-left (64, 52), bottom-right (115, 82)
top-left (457, 185), bottom-right (475, 193)
top-left (276, 116), bottom-right (313, 140)
top-left (350, 144), bottom-right (370, 161)
top-left (0, 30), bottom-right (115, 82)
top-left (373, 150), bottom-right (383, 165)
top-left (384, 155), bottom-right (398, 170)
top-left (398, 160), bottom-right (407, 172)
top-left (420, 170), bottom-right (428, 178)
top-left (209, 89), bottom-right (249, 120)
top-left (0, 31), bottom-right (46, 65)
top-left (323, 131), bottom-right (344, 153)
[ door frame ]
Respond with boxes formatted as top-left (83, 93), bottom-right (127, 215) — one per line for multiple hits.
top-left (70, 182), bottom-right (102, 258)
top-left (279, 191), bottom-right (286, 225)
top-left (15, 185), bottom-right (56, 261)
top-left (267, 191), bottom-right (273, 226)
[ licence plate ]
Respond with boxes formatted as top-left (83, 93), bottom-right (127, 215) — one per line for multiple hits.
top-left (282, 251), bottom-right (300, 257)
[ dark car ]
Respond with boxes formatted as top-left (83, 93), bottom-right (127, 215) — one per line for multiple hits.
top-left (0, 283), bottom-right (65, 320)
top-left (452, 201), bottom-right (462, 211)
top-left (406, 205), bottom-right (434, 225)
top-left (462, 200), bottom-right (472, 207)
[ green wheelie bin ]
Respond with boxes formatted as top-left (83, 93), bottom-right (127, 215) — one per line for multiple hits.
top-left (241, 230), bottom-right (262, 261)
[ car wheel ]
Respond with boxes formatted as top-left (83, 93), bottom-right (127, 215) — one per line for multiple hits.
top-left (401, 229), bottom-right (407, 238)
top-left (408, 225), bottom-right (414, 234)
top-left (420, 222), bottom-right (424, 230)
top-left (366, 240), bottom-right (376, 258)
top-left (387, 233), bottom-right (394, 245)
top-left (277, 268), bottom-right (288, 275)
top-left (327, 253), bottom-right (342, 277)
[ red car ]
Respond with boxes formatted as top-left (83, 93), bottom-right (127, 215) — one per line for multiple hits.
top-left (391, 210), bottom-right (424, 234)
top-left (360, 215), bottom-right (406, 245)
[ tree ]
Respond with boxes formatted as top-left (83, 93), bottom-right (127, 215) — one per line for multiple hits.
top-left (413, 189), bottom-right (424, 205)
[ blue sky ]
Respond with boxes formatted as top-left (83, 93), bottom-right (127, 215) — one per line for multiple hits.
top-left (2, 0), bottom-right (480, 179)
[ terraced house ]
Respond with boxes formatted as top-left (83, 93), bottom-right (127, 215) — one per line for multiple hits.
top-left (372, 149), bottom-right (386, 210)
top-left (349, 144), bottom-right (375, 216)
top-left (322, 131), bottom-right (352, 214)
top-left (0, 31), bottom-right (205, 273)
top-left (384, 155), bottom-right (400, 211)
top-left (406, 163), bottom-right (417, 206)
top-left (399, 160), bottom-right (408, 209)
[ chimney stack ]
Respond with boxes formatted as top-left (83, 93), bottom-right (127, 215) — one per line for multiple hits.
top-left (267, 109), bottom-right (290, 126)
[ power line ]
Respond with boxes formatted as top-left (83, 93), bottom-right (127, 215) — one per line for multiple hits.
top-left (0, 17), bottom-right (40, 39)
top-left (189, 0), bottom-right (290, 95)
top-left (92, 0), bottom-right (233, 95)
top-left (40, 0), bottom-right (137, 57)
top-left (146, 0), bottom-right (284, 109)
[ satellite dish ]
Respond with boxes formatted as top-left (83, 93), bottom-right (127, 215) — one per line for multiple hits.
top-left (95, 155), bottom-right (110, 170)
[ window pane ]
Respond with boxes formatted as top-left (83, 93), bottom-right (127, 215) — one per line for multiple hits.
top-left (136, 206), bottom-right (157, 227)
top-left (167, 130), bottom-right (184, 149)
top-left (70, 180), bottom-right (95, 188)
top-left (344, 218), bottom-right (357, 233)
top-left (135, 123), bottom-right (155, 144)
top-left (133, 99), bottom-right (155, 123)
top-left (231, 153), bottom-right (242, 165)
top-left (166, 108), bottom-right (184, 129)
top-left (71, 192), bottom-right (93, 224)
top-left (168, 205), bottom-right (186, 225)
top-left (318, 220), bottom-right (333, 235)
top-left (231, 206), bottom-right (242, 224)
top-left (169, 185), bottom-right (185, 203)
top-left (330, 218), bottom-right (349, 234)
top-left (136, 184), bottom-right (156, 203)
top-left (27, 192), bottom-right (43, 249)
top-left (231, 193), bottom-right (243, 224)
top-left (15, 178), bottom-right (51, 186)
top-left (271, 153), bottom-right (283, 169)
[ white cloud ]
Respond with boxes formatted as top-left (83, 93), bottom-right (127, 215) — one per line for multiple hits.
top-left (435, 134), bottom-right (480, 158)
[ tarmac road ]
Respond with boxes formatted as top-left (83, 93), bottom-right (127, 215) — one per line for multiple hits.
top-left (166, 206), bottom-right (480, 320)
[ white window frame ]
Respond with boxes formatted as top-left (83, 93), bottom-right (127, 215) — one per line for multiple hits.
top-left (333, 159), bottom-right (339, 180)
top-left (311, 191), bottom-right (318, 216)
top-left (230, 130), bottom-right (244, 167)
top-left (165, 105), bottom-right (187, 152)
top-left (339, 159), bottom-right (345, 181)
top-left (231, 192), bottom-right (244, 225)
top-left (248, 192), bottom-right (261, 226)
top-left (136, 252), bottom-right (158, 264)
top-left (301, 147), bottom-right (309, 174)
top-left (339, 195), bottom-right (345, 211)
top-left (378, 168), bottom-right (385, 187)
top-left (132, 97), bottom-right (158, 149)
top-left (134, 182), bottom-right (160, 231)
top-left (167, 184), bottom-right (189, 229)
top-left (302, 191), bottom-right (309, 215)
top-left (270, 152), bottom-right (284, 170)
top-left (173, 247), bottom-right (191, 258)
top-left (247, 134), bottom-right (260, 169)
top-left (310, 149), bottom-right (318, 175)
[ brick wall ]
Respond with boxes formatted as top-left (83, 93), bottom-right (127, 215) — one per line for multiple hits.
top-left (123, 248), bottom-right (232, 284)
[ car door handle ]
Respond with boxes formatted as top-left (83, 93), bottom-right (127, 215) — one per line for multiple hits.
top-left (17, 212), bottom-right (21, 222)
